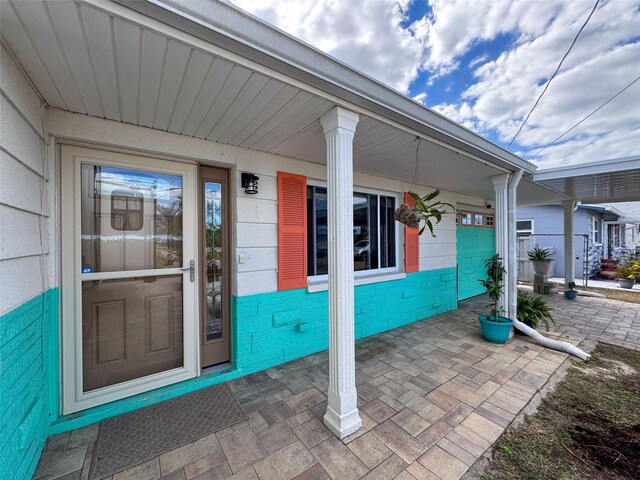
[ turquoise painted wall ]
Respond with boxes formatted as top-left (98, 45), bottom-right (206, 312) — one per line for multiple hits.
top-left (457, 226), bottom-right (496, 300)
top-left (0, 288), bottom-right (59, 480)
top-left (232, 268), bottom-right (457, 375)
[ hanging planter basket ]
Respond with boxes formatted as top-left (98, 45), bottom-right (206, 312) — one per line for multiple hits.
top-left (394, 189), bottom-right (455, 237)
top-left (394, 203), bottom-right (420, 228)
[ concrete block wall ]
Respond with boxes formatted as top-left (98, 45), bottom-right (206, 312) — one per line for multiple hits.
top-left (0, 290), bottom-right (58, 480)
top-left (1, 44), bottom-right (56, 480)
top-left (232, 268), bottom-right (457, 375)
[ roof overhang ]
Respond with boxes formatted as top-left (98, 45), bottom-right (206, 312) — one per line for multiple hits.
top-left (2, 0), bottom-right (548, 203)
top-left (123, 0), bottom-right (537, 175)
top-left (532, 156), bottom-right (640, 204)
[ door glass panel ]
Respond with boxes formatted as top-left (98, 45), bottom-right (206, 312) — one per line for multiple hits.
top-left (82, 275), bottom-right (183, 392)
top-left (80, 164), bottom-right (183, 273)
top-left (204, 182), bottom-right (223, 341)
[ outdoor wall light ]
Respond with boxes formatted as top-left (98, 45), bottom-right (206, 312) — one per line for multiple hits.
top-left (241, 172), bottom-right (259, 194)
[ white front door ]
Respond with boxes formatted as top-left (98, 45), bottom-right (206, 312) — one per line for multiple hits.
top-left (61, 146), bottom-right (198, 414)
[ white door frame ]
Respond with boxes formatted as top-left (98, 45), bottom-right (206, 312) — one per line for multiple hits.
top-left (60, 145), bottom-right (199, 414)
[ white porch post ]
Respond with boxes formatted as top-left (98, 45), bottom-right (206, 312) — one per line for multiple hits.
top-left (507, 170), bottom-right (523, 320)
top-left (320, 106), bottom-right (362, 439)
top-left (492, 174), bottom-right (510, 317)
top-left (563, 200), bottom-right (577, 285)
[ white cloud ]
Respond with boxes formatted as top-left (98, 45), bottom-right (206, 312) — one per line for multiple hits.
top-left (413, 92), bottom-right (428, 104)
top-left (468, 54), bottom-right (489, 69)
top-left (231, 0), bottom-right (427, 93)
top-left (413, 0), bottom-right (561, 74)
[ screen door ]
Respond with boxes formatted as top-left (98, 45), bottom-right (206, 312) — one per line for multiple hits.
top-left (61, 146), bottom-right (197, 414)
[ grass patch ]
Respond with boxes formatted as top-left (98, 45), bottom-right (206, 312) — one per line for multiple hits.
top-left (585, 286), bottom-right (640, 304)
top-left (481, 343), bottom-right (640, 480)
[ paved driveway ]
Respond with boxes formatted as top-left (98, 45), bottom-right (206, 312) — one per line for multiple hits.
top-left (35, 293), bottom-right (640, 480)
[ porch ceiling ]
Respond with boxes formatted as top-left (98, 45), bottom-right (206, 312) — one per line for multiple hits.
top-left (532, 156), bottom-right (640, 204)
top-left (1, 0), bottom-right (562, 203)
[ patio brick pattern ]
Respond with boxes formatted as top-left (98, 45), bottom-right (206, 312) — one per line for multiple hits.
top-left (35, 293), bottom-right (640, 480)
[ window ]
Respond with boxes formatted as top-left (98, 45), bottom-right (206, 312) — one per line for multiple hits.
top-left (460, 212), bottom-right (473, 226)
top-left (592, 217), bottom-right (602, 244)
top-left (307, 186), bottom-right (396, 276)
top-left (485, 214), bottom-right (495, 227)
top-left (516, 219), bottom-right (534, 236)
top-left (474, 213), bottom-right (484, 227)
top-left (110, 189), bottom-right (144, 231)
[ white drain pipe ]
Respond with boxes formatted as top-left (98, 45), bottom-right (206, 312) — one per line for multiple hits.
top-left (512, 320), bottom-right (590, 361)
top-left (507, 170), bottom-right (523, 321)
top-left (507, 170), bottom-right (590, 361)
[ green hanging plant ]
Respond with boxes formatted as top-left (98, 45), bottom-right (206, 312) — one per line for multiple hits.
top-left (394, 189), bottom-right (455, 237)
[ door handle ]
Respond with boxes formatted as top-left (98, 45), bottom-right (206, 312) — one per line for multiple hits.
top-left (180, 260), bottom-right (195, 283)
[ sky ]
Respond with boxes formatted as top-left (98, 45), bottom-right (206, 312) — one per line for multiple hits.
top-left (231, 0), bottom-right (640, 169)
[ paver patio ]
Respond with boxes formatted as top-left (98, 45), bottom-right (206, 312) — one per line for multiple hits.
top-left (35, 293), bottom-right (640, 480)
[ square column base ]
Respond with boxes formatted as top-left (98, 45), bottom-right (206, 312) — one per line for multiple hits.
top-left (323, 406), bottom-right (362, 439)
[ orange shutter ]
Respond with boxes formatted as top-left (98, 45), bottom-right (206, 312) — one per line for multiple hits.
top-left (277, 172), bottom-right (308, 290)
top-left (404, 192), bottom-right (419, 273)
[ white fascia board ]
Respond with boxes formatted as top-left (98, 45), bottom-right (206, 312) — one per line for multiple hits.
top-left (580, 204), bottom-right (625, 217)
top-left (533, 156), bottom-right (640, 182)
top-left (109, 0), bottom-right (535, 175)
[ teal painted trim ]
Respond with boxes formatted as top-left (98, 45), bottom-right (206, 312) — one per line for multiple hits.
top-left (457, 226), bottom-right (495, 300)
top-left (49, 367), bottom-right (242, 435)
top-left (45, 289), bottom-right (60, 439)
top-left (232, 268), bottom-right (457, 376)
top-left (0, 288), bottom-right (58, 480)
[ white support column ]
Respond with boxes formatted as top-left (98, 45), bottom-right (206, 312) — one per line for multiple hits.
top-left (320, 106), bottom-right (362, 439)
top-left (507, 170), bottom-right (523, 321)
top-left (492, 174), bottom-right (510, 317)
top-left (563, 200), bottom-right (577, 285)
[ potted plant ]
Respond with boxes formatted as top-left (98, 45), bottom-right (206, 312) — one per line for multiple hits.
top-left (564, 281), bottom-right (578, 300)
top-left (616, 258), bottom-right (640, 289)
top-left (527, 246), bottom-right (553, 275)
top-left (477, 254), bottom-right (512, 344)
top-left (515, 291), bottom-right (556, 335)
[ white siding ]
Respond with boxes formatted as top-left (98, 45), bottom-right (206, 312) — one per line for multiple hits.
top-left (0, 44), bottom-right (52, 314)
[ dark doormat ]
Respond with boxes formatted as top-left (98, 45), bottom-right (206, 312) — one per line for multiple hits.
top-left (89, 383), bottom-right (246, 479)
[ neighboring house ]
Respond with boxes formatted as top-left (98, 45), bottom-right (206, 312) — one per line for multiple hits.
top-left (0, 1), bottom-right (625, 479)
top-left (607, 201), bottom-right (640, 254)
top-left (516, 204), bottom-right (625, 279)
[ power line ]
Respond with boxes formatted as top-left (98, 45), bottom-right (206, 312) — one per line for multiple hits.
top-left (528, 75), bottom-right (640, 159)
top-left (507, 0), bottom-right (600, 149)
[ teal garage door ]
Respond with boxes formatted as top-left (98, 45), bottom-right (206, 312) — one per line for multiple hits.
top-left (457, 216), bottom-right (496, 301)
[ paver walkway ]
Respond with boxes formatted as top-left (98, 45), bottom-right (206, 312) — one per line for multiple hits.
top-left (35, 294), bottom-right (640, 480)
top-left (549, 276), bottom-right (640, 292)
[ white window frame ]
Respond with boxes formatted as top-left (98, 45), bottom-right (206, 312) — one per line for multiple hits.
top-left (306, 181), bottom-right (403, 284)
top-left (612, 225), bottom-right (621, 247)
top-left (516, 219), bottom-right (534, 236)
top-left (592, 217), bottom-right (602, 245)
top-left (60, 145), bottom-right (199, 414)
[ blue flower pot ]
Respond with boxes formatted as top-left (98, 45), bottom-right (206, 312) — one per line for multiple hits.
top-left (478, 315), bottom-right (513, 344)
top-left (564, 290), bottom-right (578, 300)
